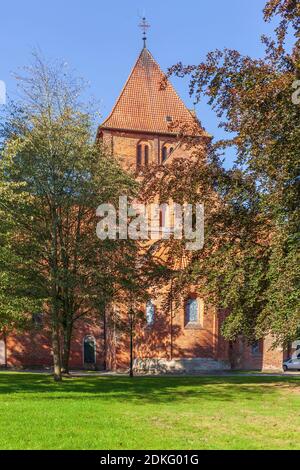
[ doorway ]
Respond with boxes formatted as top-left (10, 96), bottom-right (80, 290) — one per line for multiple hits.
top-left (83, 336), bottom-right (96, 365)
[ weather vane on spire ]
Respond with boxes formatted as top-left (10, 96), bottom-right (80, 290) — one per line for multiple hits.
top-left (139, 16), bottom-right (150, 48)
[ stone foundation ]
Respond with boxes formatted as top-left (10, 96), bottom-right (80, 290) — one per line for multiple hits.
top-left (133, 357), bottom-right (231, 374)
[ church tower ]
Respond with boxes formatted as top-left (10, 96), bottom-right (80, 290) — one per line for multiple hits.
top-left (97, 38), bottom-right (233, 373)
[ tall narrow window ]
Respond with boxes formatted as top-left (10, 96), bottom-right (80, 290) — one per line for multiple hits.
top-left (170, 147), bottom-right (174, 154)
top-left (144, 145), bottom-right (149, 166)
top-left (146, 300), bottom-right (155, 326)
top-left (137, 144), bottom-right (142, 167)
top-left (162, 146), bottom-right (168, 162)
top-left (159, 210), bottom-right (163, 228)
top-left (251, 341), bottom-right (260, 356)
top-left (159, 205), bottom-right (167, 228)
top-left (32, 312), bottom-right (44, 329)
top-left (185, 298), bottom-right (198, 324)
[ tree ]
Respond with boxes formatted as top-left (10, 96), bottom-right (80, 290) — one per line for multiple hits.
top-left (0, 53), bottom-right (138, 379)
top-left (142, 0), bottom-right (300, 347)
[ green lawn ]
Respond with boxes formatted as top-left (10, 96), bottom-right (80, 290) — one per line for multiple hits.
top-left (0, 372), bottom-right (299, 450)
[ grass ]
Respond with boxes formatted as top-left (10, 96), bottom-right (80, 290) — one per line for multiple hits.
top-left (0, 372), bottom-right (299, 450)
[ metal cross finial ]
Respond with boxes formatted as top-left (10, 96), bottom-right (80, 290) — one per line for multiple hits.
top-left (139, 17), bottom-right (150, 48)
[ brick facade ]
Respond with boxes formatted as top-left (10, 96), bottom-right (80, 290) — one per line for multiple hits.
top-left (98, 46), bottom-right (286, 373)
top-left (1, 317), bottom-right (103, 370)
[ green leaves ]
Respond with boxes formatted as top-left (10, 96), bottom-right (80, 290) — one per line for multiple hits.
top-left (150, 0), bottom-right (300, 347)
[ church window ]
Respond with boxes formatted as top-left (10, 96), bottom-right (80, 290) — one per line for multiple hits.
top-left (185, 298), bottom-right (198, 324)
top-left (146, 300), bottom-right (155, 325)
top-left (32, 312), bottom-right (44, 329)
top-left (162, 146), bottom-right (168, 162)
top-left (251, 341), bottom-right (260, 356)
top-left (144, 145), bottom-right (149, 166)
top-left (137, 144), bottom-right (142, 167)
top-left (159, 205), bottom-right (167, 228)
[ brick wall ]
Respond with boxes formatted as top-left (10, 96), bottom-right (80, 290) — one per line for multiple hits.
top-left (99, 127), bottom-right (283, 373)
top-left (3, 316), bottom-right (103, 370)
top-left (262, 335), bottom-right (285, 371)
top-left (105, 294), bottom-right (231, 372)
top-left (101, 129), bottom-right (191, 172)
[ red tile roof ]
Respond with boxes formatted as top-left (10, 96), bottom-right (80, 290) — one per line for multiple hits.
top-left (100, 48), bottom-right (206, 136)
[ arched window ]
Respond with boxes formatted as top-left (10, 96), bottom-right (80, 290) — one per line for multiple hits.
top-left (144, 145), bottom-right (149, 166)
top-left (146, 300), bottom-right (155, 325)
top-left (137, 144), bottom-right (142, 167)
top-left (83, 336), bottom-right (96, 364)
top-left (169, 147), bottom-right (174, 154)
top-left (185, 298), bottom-right (198, 324)
top-left (162, 146), bottom-right (168, 162)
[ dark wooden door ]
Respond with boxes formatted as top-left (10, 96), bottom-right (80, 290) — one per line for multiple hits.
top-left (84, 337), bottom-right (96, 364)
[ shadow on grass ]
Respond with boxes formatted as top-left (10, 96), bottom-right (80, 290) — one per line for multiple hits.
top-left (0, 372), bottom-right (299, 404)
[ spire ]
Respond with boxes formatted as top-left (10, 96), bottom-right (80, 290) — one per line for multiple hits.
top-left (138, 17), bottom-right (150, 48)
top-left (100, 48), bottom-right (209, 136)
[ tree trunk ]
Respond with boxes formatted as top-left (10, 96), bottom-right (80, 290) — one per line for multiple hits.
top-left (62, 320), bottom-right (72, 374)
top-left (129, 314), bottom-right (134, 378)
top-left (50, 207), bottom-right (62, 382)
top-left (51, 322), bottom-right (62, 381)
top-left (228, 341), bottom-right (235, 370)
top-left (102, 303), bottom-right (107, 371)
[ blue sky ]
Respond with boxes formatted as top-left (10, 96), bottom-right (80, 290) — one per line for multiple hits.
top-left (1, 0), bottom-right (279, 167)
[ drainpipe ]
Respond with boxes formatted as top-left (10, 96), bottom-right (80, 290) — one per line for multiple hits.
top-left (170, 279), bottom-right (174, 361)
top-left (4, 330), bottom-right (7, 369)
